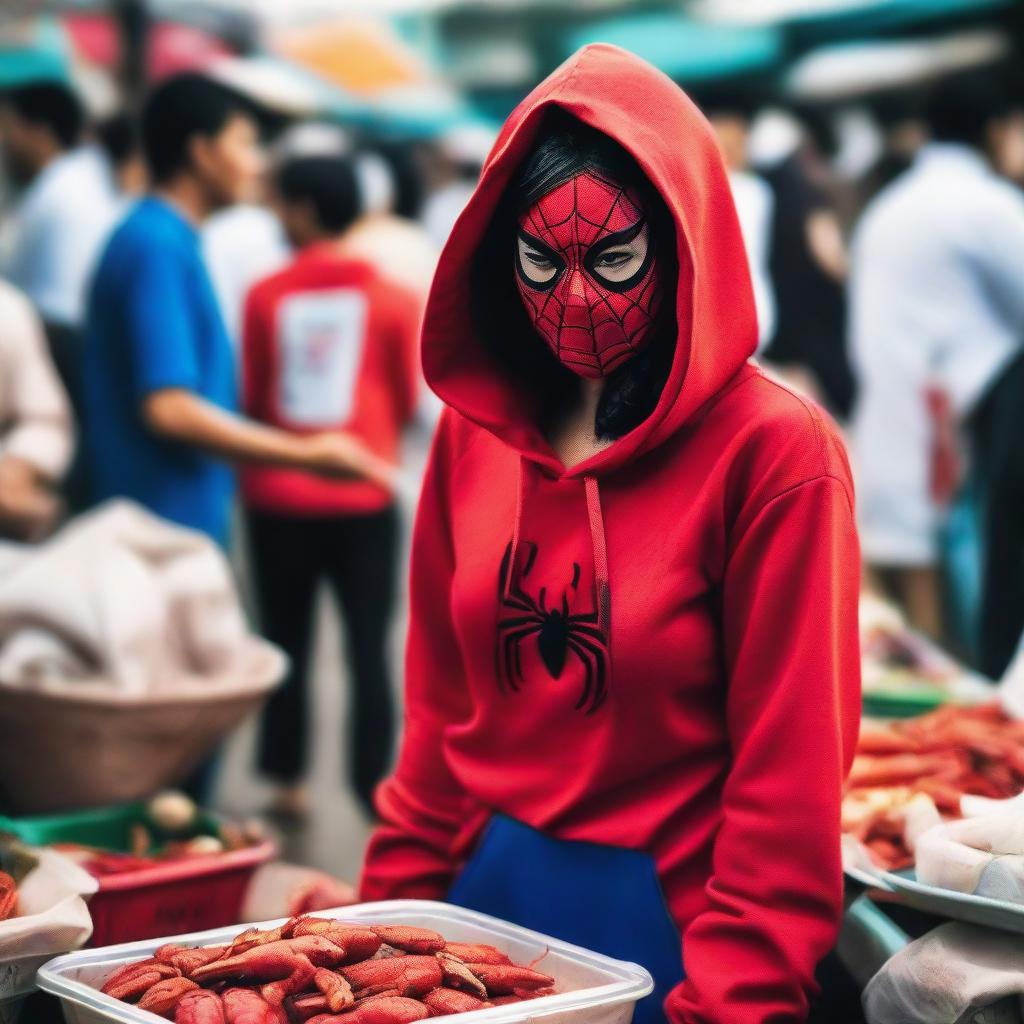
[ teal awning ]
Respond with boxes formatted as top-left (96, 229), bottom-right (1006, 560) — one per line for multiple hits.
top-left (560, 13), bottom-right (783, 82)
top-left (0, 19), bottom-right (71, 89)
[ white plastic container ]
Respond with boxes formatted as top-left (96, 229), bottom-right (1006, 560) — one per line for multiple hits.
top-left (38, 899), bottom-right (654, 1023)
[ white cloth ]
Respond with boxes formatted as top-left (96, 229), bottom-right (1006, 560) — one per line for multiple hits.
top-left (3, 147), bottom-right (121, 327)
top-left (0, 280), bottom-right (71, 479)
top-left (0, 501), bottom-right (251, 695)
top-left (850, 144), bottom-right (1024, 565)
top-left (202, 204), bottom-right (289, 348)
top-left (863, 922), bottom-right (1024, 1024)
top-left (729, 169), bottom-right (776, 351)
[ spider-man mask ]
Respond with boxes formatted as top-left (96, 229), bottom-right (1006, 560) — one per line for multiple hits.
top-left (515, 171), bottom-right (664, 378)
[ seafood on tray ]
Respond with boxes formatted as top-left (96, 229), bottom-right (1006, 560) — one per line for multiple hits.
top-left (843, 703), bottom-right (1024, 870)
top-left (99, 917), bottom-right (557, 1021)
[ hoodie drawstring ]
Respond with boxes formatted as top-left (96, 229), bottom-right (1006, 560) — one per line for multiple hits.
top-left (503, 457), bottom-right (528, 604)
top-left (504, 457), bottom-right (611, 644)
top-left (584, 475), bottom-right (611, 636)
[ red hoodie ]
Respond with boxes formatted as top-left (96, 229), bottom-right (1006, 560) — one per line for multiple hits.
top-left (361, 44), bottom-right (860, 1023)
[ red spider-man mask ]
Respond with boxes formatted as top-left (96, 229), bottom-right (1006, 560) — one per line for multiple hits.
top-left (515, 171), bottom-right (664, 378)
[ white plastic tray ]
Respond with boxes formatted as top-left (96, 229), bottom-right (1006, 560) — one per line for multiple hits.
top-left (37, 899), bottom-right (654, 1024)
top-left (881, 870), bottom-right (1024, 935)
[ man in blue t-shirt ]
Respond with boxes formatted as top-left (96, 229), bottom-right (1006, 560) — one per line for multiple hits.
top-left (83, 74), bottom-right (393, 544)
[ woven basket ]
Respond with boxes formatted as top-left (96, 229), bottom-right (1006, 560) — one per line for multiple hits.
top-left (0, 640), bottom-right (284, 814)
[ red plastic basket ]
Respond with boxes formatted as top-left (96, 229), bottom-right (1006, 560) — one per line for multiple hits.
top-left (84, 839), bottom-right (277, 946)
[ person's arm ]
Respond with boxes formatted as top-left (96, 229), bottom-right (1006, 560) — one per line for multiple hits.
top-left (122, 242), bottom-right (394, 489)
top-left (142, 388), bottom-right (394, 486)
top-left (360, 411), bottom-right (479, 899)
top-left (665, 473), bottom-right (861, 1024)
top-left (0, 287), bottom-right (73, 481)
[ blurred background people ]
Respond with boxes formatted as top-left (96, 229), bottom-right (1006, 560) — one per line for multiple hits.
top-left (95, 111), bottom-right (147, 199)
top-left (242, 152), bottom-right (422, 821)
top-left (0, 278), bottom-right (71, 541)
top-left (341, 143), bottom-right (439, 299)
top-left (421, 123), bottom-right (495, 248)
top-left (82, 73), bottom-right (394, 547)
top-left (0, 81), bottom-right (120, 401)
top-left (849, 72), bottom-right (1024, 643)
top-left (751, 108), bottom-right (854, 419)
top-left (702, 91), bottom-right (777, 352)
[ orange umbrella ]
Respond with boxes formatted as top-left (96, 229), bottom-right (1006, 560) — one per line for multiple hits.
top-left (274, 18), bottom-right (429, 97)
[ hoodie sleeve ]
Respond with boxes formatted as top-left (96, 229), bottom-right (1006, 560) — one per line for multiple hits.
top-left (666, 472), bottom-right (861, 1024)
top-left (360, 411), bottom-right (475, 900)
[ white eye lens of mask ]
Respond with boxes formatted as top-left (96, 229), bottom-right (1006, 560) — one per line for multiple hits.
top-left (517, 235), bottom-right (559, 285)
top-left (589, 224), bottom-right (650, 285)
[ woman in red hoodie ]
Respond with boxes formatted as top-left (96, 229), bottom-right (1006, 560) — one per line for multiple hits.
top-left (360, 45), bottom-right (860, 1024)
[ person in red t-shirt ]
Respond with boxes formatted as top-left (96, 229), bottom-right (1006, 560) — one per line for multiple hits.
top-left (242, 153), bottom-right (422, 820)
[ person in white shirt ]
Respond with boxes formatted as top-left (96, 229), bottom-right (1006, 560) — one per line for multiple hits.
top-left (0, 81), bottom-right (121, 331)
top-left (850, 72), bottom-right (1024, 639)
top-left (203, 203), bottom-right (289, 348)
top-left (0, 279), bottom-right (72, 539)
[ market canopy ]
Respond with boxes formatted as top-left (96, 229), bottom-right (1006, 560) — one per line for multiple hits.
top-left (559, 13), bottom-right (784, 82)
top-left (0, 18), bottom-right (70, 88)
top-left (786, 27), bottom-right (1011, 99)
top-left (272, 16), bottom-right (469, 135)
top-left (691, 0), bottom-right (1017, 37)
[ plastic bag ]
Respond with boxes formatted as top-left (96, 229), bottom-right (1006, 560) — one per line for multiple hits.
top-left (863, 922), bottom-right (1024, 1024)
top-left (916, 806), bottom-right (1024, 904)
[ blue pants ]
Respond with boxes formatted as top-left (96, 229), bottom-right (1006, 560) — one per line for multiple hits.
top-left (448, 815), bottom-right (684, 1024)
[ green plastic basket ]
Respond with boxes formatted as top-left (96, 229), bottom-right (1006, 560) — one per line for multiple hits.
top-left (0, 803), bottom-right (275, 946)
top-left (0, 803), bottom-right (220, 852)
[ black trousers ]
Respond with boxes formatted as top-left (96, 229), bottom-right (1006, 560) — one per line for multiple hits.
top-left (247, 505), bottom-right (399, 815)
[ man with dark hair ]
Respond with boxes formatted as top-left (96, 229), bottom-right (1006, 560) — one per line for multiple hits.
top-left (851, 69), bottom-right (1024, 645)
top-left (0, 79), bottom-right (120, 359)
top-left (82, 74), bottom-right (394, 547)
top-left (241, 153), bottom-right (423, 819)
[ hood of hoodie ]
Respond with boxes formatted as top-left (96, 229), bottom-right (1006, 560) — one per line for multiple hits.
top-left (422, 43), bottom-right (757, 479)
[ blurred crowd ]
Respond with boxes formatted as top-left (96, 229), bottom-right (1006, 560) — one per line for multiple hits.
top-left (1, 56), bottom-right (1024, 814)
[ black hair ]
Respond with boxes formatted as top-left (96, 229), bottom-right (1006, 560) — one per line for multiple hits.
top-left (472, 111), bottom-right (677, 441)
top-left (0, 82), bottom-right (83, 149)
top-left (926, 71), bottom-right (1012, 149)
top-left (96, 112), bottom-right (140, 168)
top-left (276, 155), bottom-right (361, 234)
top-left (141, 73), bottom-right (252, 183)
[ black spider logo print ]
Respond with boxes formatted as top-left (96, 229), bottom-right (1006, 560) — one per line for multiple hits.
top-left (496, 540), bottom-right (609, 714)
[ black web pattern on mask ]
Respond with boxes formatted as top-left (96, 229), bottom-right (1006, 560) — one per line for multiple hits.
top-left (522, 175), bottom-right (659, 373)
